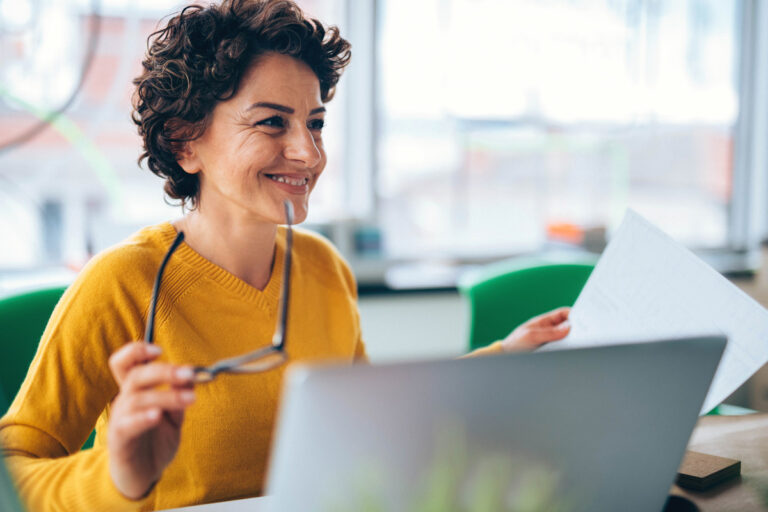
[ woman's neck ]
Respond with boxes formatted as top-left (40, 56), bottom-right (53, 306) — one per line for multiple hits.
top-left (174, 208), bottom-right (278, 291)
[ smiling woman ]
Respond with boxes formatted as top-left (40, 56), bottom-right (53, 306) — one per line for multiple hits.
top-left (0, 0), bottom-right (570, 510)
top-left (0, 1), bottom-right (364, 510)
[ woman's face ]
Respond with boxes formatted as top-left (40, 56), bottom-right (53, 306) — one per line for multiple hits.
top-left (180, 52), bottom-right (327, 225)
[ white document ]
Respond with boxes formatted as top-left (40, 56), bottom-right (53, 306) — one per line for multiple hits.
top-left (542, 210), bottom-right (768, 414)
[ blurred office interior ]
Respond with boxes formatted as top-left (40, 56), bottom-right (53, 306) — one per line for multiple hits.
top-left (3, 0), bottom-right (768, 407)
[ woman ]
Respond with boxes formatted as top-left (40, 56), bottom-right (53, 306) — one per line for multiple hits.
top-left (0, 1), bottom-right (571, 510)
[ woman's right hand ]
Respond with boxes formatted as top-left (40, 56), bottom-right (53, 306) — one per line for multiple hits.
top-left (107, 342), bottom-right (196, 500)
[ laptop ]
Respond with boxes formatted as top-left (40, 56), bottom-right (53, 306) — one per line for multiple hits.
top-left (266, 335), bottom-right (725, 512)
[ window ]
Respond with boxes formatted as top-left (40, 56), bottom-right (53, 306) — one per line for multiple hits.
top-left (3, 0), bottom-right (767, 289)
top-left (376, 0), bottom-right (740, 259)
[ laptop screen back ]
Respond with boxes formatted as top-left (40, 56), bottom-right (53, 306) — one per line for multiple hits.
top-left (267, 336), bottom-right (725, 512)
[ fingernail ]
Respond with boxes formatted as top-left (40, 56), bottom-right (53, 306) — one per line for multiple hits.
top-left (181, 390), bottom-right (196, 403)
top-left (560, 321), bottom-right (571, 329)
top-left (147, 409), bottom-right (160, 420)
top-left (175, 367), bottom-right (194, 380)
top-left (145, 345), bottom-right (162, 356)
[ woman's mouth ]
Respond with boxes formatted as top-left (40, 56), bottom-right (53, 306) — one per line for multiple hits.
top-left (266, 174), bottom-right (309, 186)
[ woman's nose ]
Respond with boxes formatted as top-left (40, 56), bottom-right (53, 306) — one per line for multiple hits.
top-left (283, 126), bottom-right (322, 168)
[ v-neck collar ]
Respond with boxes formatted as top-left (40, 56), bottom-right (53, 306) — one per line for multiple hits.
top-left (158, 222), bottom-right (286, 311)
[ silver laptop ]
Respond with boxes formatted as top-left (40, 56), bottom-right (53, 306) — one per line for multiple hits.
top-left (266, 336), bottom-right (725, 512)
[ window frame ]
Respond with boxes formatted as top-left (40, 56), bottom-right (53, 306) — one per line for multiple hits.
top-left (731, 0), bottom-right (768, 265)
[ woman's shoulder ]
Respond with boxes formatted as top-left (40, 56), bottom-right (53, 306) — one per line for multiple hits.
top-left (72, 222), bottom-right (178, 295)
top-left (292, 227), bottom-right (338, 255)
top-left (84, 223), bottom-right (177, 274)
top-left (46, 223), bottom-right (178, 344)
top-left (291, 227), bottom-right (357, 296)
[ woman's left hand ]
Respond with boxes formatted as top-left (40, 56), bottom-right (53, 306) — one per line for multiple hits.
top-left (501, 307), bottom-right (571, 352)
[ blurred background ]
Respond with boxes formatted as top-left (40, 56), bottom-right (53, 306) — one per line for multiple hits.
top-left (3, 0), bottom-right (768, 407)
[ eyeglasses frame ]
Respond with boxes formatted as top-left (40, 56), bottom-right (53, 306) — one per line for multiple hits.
top-left (144, 200), bottom-right (294, 383)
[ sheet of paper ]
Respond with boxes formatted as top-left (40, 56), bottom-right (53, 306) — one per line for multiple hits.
top-left (541, 210), bottom-right (768, 414)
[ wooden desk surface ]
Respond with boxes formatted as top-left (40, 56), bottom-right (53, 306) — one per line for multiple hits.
top-left (671, 413), bottom-right (768, 511)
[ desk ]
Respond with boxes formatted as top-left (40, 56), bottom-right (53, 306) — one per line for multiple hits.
top-left (671, 413), bottom-right (768, 511)
top-left (169, 414), bottom-right (768, 512)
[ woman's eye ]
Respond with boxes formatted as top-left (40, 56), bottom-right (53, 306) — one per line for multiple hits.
top-left (255, 116), bottom-right (285, 129)
top-left (308, 119), bottom-right (325, 131)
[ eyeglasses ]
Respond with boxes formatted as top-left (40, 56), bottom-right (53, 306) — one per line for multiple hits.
top-left (145, 200), bottom-right (294, 383)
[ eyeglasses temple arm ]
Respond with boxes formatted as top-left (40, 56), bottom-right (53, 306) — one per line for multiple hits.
top-left (198, 344), bottom-right (280, 376)
top-left (145, 231), bottom-right (185, 343)
top-left (273, 201), bottom-right (293, 350)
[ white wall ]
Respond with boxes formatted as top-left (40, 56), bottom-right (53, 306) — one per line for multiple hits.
top-left (358, 292), bottom-right (468, 363)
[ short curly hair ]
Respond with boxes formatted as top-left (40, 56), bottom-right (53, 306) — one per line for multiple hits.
top-left (132, 0), bottom-right (351, 206)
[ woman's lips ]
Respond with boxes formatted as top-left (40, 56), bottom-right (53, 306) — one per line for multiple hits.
top-left (265, 173), bottom-right (310, 193)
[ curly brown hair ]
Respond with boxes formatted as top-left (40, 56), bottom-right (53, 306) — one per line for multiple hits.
top-left (132, 0), bottom-right (351, 206)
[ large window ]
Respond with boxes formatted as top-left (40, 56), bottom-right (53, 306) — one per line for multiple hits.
top-left (4, 0), bottom-right (768, 290)
top-left (377, 0), bottom-right (739, 259)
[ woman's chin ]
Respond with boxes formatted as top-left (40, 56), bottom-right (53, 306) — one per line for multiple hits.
top-left (290, 206), bottom-right (309, 225)
top-left (279, 197), bottom-right (309, 225)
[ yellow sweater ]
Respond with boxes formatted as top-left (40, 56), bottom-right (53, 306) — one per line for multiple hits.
top-left (0, 223), bottom-right (369, 511)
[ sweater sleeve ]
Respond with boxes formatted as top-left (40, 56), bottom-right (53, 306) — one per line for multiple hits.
top-left (4, 449), bottom-right (153, 511)
top-left (463, 341), bottom-right (505, 358)
top-left (321, 232), bottom-right (370, 365)
top-left (353, 338), bottom-right (370, 363)
top-left (0, 246), bottom-right (156, 511)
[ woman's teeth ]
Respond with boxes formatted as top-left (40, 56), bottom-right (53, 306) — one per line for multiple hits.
top-left (268, 175), bottom-right (308, 186)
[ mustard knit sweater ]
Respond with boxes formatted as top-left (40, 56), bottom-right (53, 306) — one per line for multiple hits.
top-left (0, 222), bottom-right (503, 511)
top-left (0, 222), bottom-right (375, 511)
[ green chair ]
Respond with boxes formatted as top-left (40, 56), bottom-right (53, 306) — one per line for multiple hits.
top-left (0, 285), bottom-right (95, 448)
top-left (0, 286), bottom-right (68, 409)
top-left (458, 258), bottom-right (596, 351)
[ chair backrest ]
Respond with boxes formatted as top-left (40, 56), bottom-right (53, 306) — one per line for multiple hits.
top-left (0, 286), bottom-right (67, 410)
top-left (0, 285), bottom-right (97, 450)
top-left (458, 259), bottom-right (595, 351)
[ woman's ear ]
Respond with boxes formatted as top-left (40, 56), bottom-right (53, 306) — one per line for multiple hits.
top-left (177, 141), bottom-right (201, 175)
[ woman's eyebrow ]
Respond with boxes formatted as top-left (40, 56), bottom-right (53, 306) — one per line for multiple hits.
top-left (246, 102), bottom-right (326, 115)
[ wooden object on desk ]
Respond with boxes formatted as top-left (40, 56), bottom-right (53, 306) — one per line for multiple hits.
top-left (671, 413), bottom-right (768, 511)
top-left (676, 451), bottom-right (740, 491)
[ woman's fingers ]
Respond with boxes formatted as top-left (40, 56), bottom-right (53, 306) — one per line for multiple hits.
top-left (110, 408), bottom-right (163, 440)
top-left (109, 342), bottom-right (195, 395)
top-left (528, 307), bottom-right (570, 328)
top-left (528, 322), bottom-right (571, 345)
top-left (108, 342), bottom-right (196, 438)
top-left (109, 385), bottom-right (194, 444)
top-left (109, 342), bottom-right (163, 385)
top-left (503, 317), bottom-right (572, 352)
top-left (122, 363), bottom-right (195, 393)
top-left (122, 388), bottom-right (196, 413)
